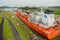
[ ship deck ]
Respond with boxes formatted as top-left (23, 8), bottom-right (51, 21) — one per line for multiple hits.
top-left (16, 11), bottom-right (60, 40)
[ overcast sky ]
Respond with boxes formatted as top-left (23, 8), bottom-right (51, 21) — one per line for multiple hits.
top-left (0, 0), bottom-right (60, 7)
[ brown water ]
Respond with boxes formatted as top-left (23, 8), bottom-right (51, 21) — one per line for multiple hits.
top-left (52, 35), bottom-right (60, 40)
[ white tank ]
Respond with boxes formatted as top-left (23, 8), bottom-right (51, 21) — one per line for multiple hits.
top-left (42, 10), bottom-right (55, 28)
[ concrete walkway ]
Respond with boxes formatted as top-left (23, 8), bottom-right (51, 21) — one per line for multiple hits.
top-left (0, 17), bottom-right (4, 40)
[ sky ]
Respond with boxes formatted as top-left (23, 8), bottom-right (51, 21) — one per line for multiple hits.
top-left (0, 0), bottom-right (60, 7)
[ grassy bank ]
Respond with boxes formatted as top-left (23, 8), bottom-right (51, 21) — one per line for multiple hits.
top-left (3, 19), bottom-right (14, 40)
top-left (4, 11), bottom-right (30, 40)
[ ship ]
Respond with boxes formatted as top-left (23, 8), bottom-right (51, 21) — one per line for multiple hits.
top-left (16, 8), bottom-right (60, 40)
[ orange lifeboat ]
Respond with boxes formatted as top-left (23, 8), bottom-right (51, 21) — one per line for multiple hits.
top-left (16, 11), bottom-right (60, 40)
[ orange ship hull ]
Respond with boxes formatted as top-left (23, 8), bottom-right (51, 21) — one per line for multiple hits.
top-left (16, 11), bottom-right (60, 40)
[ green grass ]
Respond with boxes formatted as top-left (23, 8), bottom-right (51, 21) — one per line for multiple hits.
top-left (0, 12), bottom-right (3, 23)
top-left (4, 12), bottom-right (30, 40)
top-left (0, 16), bottom-right (2, 23)
top-left (3, 19), bottom-right (14, 40)
top-left (52, 8), bottom-right (60, 18)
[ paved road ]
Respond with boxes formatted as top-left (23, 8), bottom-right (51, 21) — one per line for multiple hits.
top-left (0, 17), bottom-right (4, 40)
top-left (6, 18), bottom-right (22, 40)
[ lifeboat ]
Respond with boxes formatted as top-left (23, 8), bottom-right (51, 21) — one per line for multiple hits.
top-left (16, 10), bottom-right (60, 40)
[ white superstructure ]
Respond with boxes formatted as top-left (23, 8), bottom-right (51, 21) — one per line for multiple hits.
top-left (22, 8), bottom-right (55, 29)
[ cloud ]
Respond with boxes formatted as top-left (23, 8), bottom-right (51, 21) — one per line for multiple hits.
top-left (0, 0), bottom-right (60, 7)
